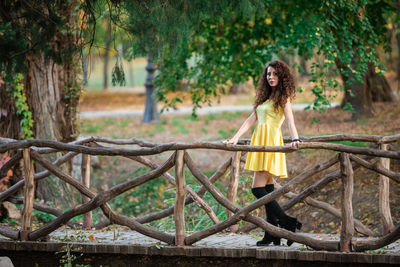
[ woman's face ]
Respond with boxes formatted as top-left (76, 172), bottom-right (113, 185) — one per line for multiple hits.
top-left (266, 66), bottom-right (279, 87)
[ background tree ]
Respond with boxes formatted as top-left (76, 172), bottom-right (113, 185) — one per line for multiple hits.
top-left (0, 0), bottom-right (94, 206)
top-left (154, 0), bottom-right (397, 119)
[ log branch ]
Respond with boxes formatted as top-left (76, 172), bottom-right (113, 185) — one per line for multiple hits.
top-left (174, 150), bottom-right (186, 245)
top-left (226, 151), bottom-right (241, 232)
top-left (7, 197), bottom-right (81, 228)
top-left (0, 151), bottom-right (78, 202)
top-left (378, 144), bottom-right (395, 235)
top-left (348, 154), bottom-right (400, 184)
top-left (339, 153), bottom-right (354, 252)
top-left (1, 139), bottom-right (400, 159)
top-left (135, 157), bottom-right (231, 224)
top-left (353, 224), bottom-right (400, 251)
top-left (21, 149), bottom-right (34, 238)
top-left (28, 153), bottom-right (176, 243)
top-left (0, 150), bottom-right (22, 177)
top-left (184, 152), bottom-right (340, 250)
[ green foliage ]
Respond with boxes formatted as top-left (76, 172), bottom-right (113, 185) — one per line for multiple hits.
top-left (1, 218), bottom-right (18, 226)
top-left (109, 167), bottom-right (173, 217)
top-left (150, 1), bottom-right (394, 116)
top-left (123, 0), bottom-right (262, 58)
top-left (55, 244), bottom-right (86, 267)
top-left (111, 58), bottom-right (126, 86)
top-left (3, 72), bottom-right (34, 139)
top-left (32, 210), bottom-right (56, 224)
top-left (331, 140), bottom-right (369, 148)
top-left (0, 1), bottom-right (84, 73)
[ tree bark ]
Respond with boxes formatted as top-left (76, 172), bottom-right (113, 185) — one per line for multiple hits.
top-left (396, 1), bottom-right (400, 91)
top-left (337, 59), bottom-right (396, 120)
top-left (378, 144), bottom-right (394, 235)
top-left (226, 152), bottom-right (240, 232)
top-left (82, 54), bottom-right (88, 87)
top-left (300, 54), bottom-right (309, 76)
top-left (0, 79), bottom-right (20, 140)
top-left (22, 1), bottom-right (81, 208)
top-left (21, 148), bottom-right (34, 240)
top-left (174, 150), bottom-right (185, 246)
top-left (81, 154), bottom-right (93, 229)
top-left (143, 54), bottom-right (159, 122)
top-left (366, 64), bottom-right (396, 102)
top-left (339, 153), bottom-right (354, 252)
top-left (335, 58), bottom-right (372, 120)
top-left (0, 80), bottom-right (21, 183)
top-left (228, 83), bottom-right (246, 94)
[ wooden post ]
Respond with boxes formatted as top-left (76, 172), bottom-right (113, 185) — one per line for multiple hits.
top-left (81, 153), bottom-right (93, 229)
top-left (339, 152), bottom-right (354, 252)
top-left (226, 151), bottom-right (241, 232)
top-left (21, 149), bottom-right (34, 240)
top-left (378, 143), bottom-right (394, 234)
top-left (174, 150), bottom-right (186, 246)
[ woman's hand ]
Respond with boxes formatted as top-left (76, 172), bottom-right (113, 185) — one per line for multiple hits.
top-left (290, 140), bottom-right (300, 149)
top-left (222, 137), bottom-right (239, 145)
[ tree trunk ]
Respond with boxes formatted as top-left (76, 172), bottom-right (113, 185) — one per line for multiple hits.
top-left (228, 83), bottom-right (246, 94)
top-left (143, 54), bottom-right (159, 122)
top-left (396, 1), bottom-right (400, 91)
top-left (0, 79), bottom-right (20, 140)
top-left (397, 29), bottom-right (400, 92)
top-left (300, 54), bottom-right (309, 76)
top-left (366, 64), bottom-right (396, 102)
top-left (335, 58), bottom-right (372, 120)
top-left (103, 19), bottom-right (112, 90)
top-left (82, 54), bottom-right (88, 87)
top-left (23, 1), bottom-right (81, 208)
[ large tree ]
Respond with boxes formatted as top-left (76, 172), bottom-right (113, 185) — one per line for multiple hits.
top-left (0, 0), bottom-right (92, 206)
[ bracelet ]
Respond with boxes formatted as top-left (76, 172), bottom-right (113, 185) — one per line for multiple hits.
top-left (292, 138), bottom-right (302, 142)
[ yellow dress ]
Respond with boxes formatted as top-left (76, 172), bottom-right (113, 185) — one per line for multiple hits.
top-left (244, 100), bottom-right (288, 178)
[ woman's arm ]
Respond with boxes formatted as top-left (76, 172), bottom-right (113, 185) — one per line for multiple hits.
top-left (283, 98), bottom-right (300, 149)
top-left (222, 112), bottom-right (257, 145)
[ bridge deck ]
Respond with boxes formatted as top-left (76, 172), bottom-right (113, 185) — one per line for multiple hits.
top-left (0, 229), bottom-right (399, 266)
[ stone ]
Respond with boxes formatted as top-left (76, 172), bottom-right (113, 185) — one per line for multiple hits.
top-left (0, 257), bottom-right (14, 267)
top-left (2, 201), bottom-right (21, 220)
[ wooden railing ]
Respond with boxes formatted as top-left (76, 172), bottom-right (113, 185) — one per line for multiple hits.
top-left (0, 134), bottom-right (399, 252)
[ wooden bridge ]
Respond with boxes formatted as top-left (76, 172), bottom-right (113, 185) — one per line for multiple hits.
top-left (0, 134), bottom-right (399, 266)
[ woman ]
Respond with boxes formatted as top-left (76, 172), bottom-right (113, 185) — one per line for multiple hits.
top-left (222, 61), bottom-right (302, 246)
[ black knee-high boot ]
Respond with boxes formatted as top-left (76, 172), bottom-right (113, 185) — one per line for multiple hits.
top-left (264, 184), bottom-right (302, 246)
top-left (251, 187), bottom-right (280, 246)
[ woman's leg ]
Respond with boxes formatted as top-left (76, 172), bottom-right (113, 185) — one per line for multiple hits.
top-left (252, 171), bottom-right (273, 188)
top-left (251, 171), bottom-right (280, 246)
top-left (252, 171), bottom-right (302, 246)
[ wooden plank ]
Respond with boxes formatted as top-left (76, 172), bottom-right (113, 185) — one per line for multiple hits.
top-left (339, 152), bottom-right (354, 252)
top-left (226, 152), bottom-right (241, 232)
top-left (21, 148), bottom-right (34, 240)
top-left (81, 153), bottom-right (93, 229)
top-left (378, 144), bottom-right (394, 235)
top-left (174, 150), bottom-right (185, 246)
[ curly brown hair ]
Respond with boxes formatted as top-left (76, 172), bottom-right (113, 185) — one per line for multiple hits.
top-left (253, 61), bottom-right (296, 116)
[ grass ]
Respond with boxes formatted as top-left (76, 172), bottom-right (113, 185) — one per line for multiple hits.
top-left (331, 140), bottom-right (369, 148)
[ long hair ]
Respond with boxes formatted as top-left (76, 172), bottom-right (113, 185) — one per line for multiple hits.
top-left (253, 61), bottom-right (296, 116)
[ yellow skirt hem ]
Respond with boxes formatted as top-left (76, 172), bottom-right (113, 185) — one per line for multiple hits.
top-left (243, 166), bottom-right (288, 178)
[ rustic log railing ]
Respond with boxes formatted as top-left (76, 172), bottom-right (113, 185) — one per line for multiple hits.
top-left (0, 134), bottom-right (399, 252)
